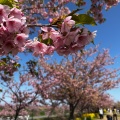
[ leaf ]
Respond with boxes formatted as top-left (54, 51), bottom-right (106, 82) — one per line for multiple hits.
top-left (0, 0), bottom-right (7, 4)
top-left (0, 0), bottom-right (14, 7)
top-left (72, 14), bottom-right (97, 26)
top-left (41, 38), bottom-right (53, 45)
top-left (14, 63), bottom-right (21, 68)
top-left (0, 61), bottom-right (6, 66)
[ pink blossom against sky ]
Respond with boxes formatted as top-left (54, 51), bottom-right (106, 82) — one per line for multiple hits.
top-left (80, 3), bottom-right (120, 101)
top-left (2, 1), bottom-right (120, 102)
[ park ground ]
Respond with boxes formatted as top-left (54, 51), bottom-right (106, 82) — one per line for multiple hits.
top-left (96, 114), bottom-right (120, 120)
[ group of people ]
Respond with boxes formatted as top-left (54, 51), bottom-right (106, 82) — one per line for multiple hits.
top-left (99, 107), bottom-right (118, 120)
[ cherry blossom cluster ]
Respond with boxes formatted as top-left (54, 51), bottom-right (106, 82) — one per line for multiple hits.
top-left (0, 0), bottom-right (119, 57)
top-left (13, 0), bottom-right (119, 56)
top-left (0, 56), bottom-right (19, 71)
top-left (26, 16), bottom-right (96, 56)
top-left (18, 0), bottom-right (120, 25)
top-left (0, 4), bottom-right (28, 56)
top-left (104, 0), bottom-right (120, 9)
top-left (90, 0), bottom-right (120, 23)
top-left (0, 56), bottom-right (20, 81)
top-left (19, 0), bottom-right (85, 24)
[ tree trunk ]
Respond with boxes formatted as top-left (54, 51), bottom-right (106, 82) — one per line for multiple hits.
top-left (69, 104), bottom-right (75, 120)
top-left (14, 110), bottom-right (20, 120)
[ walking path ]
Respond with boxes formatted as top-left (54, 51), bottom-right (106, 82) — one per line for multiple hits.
top-left (96, 115), bottom-right (120, 120)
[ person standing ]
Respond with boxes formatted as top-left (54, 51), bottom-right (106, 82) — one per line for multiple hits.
top-left (113, 106), bottom-right (117, 120)
top-left (99, 108), bottom-right (104, 119)
top-left (106, 108), bottom-right (113, 120)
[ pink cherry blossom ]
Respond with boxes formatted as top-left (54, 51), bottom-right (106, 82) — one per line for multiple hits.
top-left (0, 4), bottom-right (10, 23)
top-left (9, 8), bottom-right (23, 19)
top-left (63, 30), bottom-right (78, 46)
top-left (33, 42), bottom-right (48, 56)
top-left (61, 16), bottom-right (75, 33)
top-left (41, 27), bottom-right (59, 40)
top-left (49, 18), bottom-right (53, 23)
top-left (45, 46), bottom-right (55, 55)
top-left (69, 44), bottom-right (84, 53)
top-left (14, 33), bottom-right (28, 47)
top-left (51, 33), bottom-right (64, 48)
top-left (56, 47), bottom-right (70, 55)
top-left (0, 5), bottom-right (28, 56)
top-left (6, 17), bottom-right (23, 32)
top-left (75, 28), bottom-right (96, 47)
top-left (26, 40), bottom-right (49, 56)
top-left (3, 41), bottom-right (14, 54)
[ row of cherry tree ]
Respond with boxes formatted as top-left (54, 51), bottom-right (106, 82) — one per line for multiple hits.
top-left (0, 46), bottom-right (120, 120)
top-left (0, 0), bottom-right (120, 120)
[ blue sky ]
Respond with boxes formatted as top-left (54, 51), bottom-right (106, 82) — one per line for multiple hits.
top-left (17, 2), bottom-right (120, 102)
top-left (86, 4), bottom-right (120, 102)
